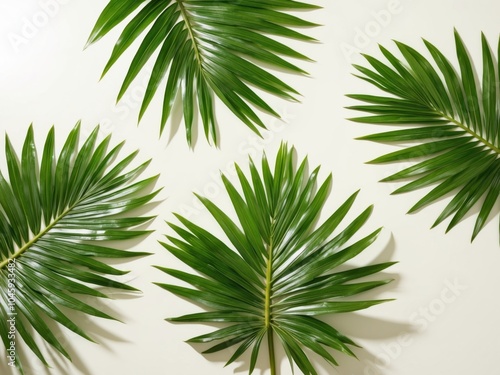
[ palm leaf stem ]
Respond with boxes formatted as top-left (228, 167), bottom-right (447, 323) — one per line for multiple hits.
top-left (0, 206), bottom-right (70, 269)
top-left (439, 112), bottom-right (500, 154)
top-left (268, 327), bottom-right (277, 375)
top-left (0, 164), bottom-right (152, 270)
top-left (176, 0), bottom-right (202, 64)
top-left (265, 229), bottom-right (276, 375)
top-left (0, 175), bottom-right (136, 269)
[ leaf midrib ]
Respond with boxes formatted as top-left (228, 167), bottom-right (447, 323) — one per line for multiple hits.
top-left (264, 237), bottom-right (273, 328)
top-left (438, 111), bottom-right (500, 155)
top-left (0, 201), bottom-right (79, 270)
top-left (176, 0), bottom-right (202, 65)
top-left (264, 218), bottom-right (276, 375)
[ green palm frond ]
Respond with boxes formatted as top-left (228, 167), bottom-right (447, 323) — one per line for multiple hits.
top-left (155, 144), bottom-right (394, 375)
top-left (348, 30), bottom-right (500, 242)
top-left (86, 0), bottom-right (319, 146)
top-left (0, 123), bottom-right (159, 373)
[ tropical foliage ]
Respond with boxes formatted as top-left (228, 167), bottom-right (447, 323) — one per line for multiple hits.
top-left (155, 144), bottom-right (394, 375)
top-left (0, 124), bottom-right (159, 373)
top-left (86, 0), bottom-right (319, 146)
top-left (348, 31), bottom-right (500, 241)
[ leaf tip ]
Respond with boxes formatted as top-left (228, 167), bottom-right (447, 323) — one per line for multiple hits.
top-left (406, 204), bottom-right (418, 214)
top-left (355, 134), bottom-right (370, 141)
top-left (83, 39), bottom-right (93, 51)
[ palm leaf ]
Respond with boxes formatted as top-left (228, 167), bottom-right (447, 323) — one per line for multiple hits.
top-left (155, 143), bottom-right (394, 375)
top-left (85, 0), bottom-right (319, 146)
top-left (0, 123), bottom-right (159, 373)
top-left (348, 30), bottom-right (500, 242)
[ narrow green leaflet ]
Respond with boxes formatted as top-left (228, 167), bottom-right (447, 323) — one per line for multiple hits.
top-left (86, 0), bottom-right (319, 146)
top-left (155, 144), bottom-right (394, 375)
top-left (348, 31), bottom-right (500, 242)
top-left (0, 123), bottom-right (159, 373)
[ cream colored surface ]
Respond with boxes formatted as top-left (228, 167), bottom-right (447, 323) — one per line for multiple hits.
top-left (0, 1), bottom-right (499, 374)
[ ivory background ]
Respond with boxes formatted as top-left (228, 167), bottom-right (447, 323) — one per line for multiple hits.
top-left (0, 1), bottom-right (498, 374)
